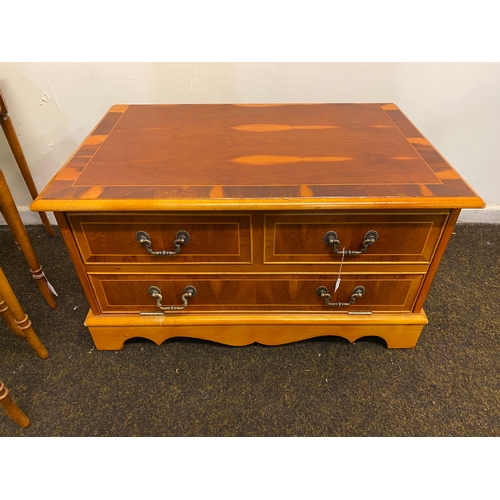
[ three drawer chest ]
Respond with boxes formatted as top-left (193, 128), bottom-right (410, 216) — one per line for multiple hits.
top-left (32, 103), bottom-right (485, 350)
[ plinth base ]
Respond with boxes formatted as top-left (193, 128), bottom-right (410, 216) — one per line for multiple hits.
top-left (84, 310), bottom-right (428, 350)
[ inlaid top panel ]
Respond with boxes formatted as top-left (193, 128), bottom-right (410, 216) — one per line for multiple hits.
top-left (32, 103), bottom-right (485, 211)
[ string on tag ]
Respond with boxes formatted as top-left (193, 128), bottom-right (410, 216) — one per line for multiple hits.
top-left (31, 267), bottom-right (59, 297)
top-left (334, 248), bottom-right (345, 292)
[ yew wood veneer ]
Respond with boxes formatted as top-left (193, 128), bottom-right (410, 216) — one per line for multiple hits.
top-left (31, 103), bottom-right (485, 350)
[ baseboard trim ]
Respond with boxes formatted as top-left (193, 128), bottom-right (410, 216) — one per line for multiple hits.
top-left (458, 206), bottom-right (500, 223)
top-left (0, 206), bottom-right (58, 226)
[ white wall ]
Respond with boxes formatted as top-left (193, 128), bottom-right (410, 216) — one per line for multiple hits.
top-left (0, 62), bottom-right (498, 224)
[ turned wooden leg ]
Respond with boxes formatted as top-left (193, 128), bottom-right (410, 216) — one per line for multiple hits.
top-left (0, 267), bottom-right (49, 359)
top-left (0, 169), bottom-right (57, 309)
top-left (0, 90), bottom-right (56, 237)
top-left (0, 382), bottom-right (30, 428)
top-left (0, 295), bottom-right (25, 338)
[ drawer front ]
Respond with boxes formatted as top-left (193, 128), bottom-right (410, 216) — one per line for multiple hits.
top-left (264, 212), bottom-right (448, 264)
top-left (69, 213), bottom-right (252, 264)
top-left (89, 273), bottom-right (424, 313)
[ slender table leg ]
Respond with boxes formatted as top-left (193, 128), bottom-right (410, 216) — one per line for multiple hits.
top-left (0, 382), bottom-right (30, 428)
top-left (0, 170), bottom-right (57, 309)
top-left (0, 295), bottom-right (25, 338)
top-left (0, 90), bottom-right (56, 237)
top-left (0, 267), bottom-right (49, 359)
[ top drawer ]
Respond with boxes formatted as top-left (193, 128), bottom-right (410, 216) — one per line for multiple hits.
top-left (69, 213), bottom-right (252, 264)
top-left (264, 212), bottom-right (449, 264)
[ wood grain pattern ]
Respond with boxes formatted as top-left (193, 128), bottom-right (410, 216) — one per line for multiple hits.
top-left (69, 213), bottom-right (252, 264)
top-left (88, 273), bottom-right (424, 313)
top-left (31, 103), bottom-right (485, 212)
top-left (231, 155), bottom-right (354, 165)
top-left (265, 211), bottom-right (448, 264)
top-left (232, 124), bottom-right (338, 132)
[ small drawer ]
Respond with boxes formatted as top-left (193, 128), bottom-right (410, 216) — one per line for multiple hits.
top-left (264, 212), bottom-right (448, 264)
top-left (89, 273), bottom-right (424, 313)
top-left (69, 213), bottom-right (252, 264)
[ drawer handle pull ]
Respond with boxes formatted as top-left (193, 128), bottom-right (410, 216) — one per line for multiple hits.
top-left (148, 285), bottom-right (197, 312)
top-left (136, 230), bottom-right (190, 255)
top-left (316, 285), bottom-right (365, 307)
top-left (323, 230), bottom-right (378, 255)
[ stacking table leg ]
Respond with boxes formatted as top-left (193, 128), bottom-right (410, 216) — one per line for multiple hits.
top-left (0, 267), bottom-right (49, 359)
top-left (0, 295), bottom-right (25, 338)
top-left (0, 169), bottom-right (57, 309)
top-left (0, 382), bottom-right (31, 428)
top-left (0, 90), bottom-right (56, 237)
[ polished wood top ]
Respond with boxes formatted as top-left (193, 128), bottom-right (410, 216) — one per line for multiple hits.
top-left (32, 103), bottom-right (485, 211)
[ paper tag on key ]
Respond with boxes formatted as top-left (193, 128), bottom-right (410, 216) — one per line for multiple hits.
top-left (334, 248), bottom-right (346, 292)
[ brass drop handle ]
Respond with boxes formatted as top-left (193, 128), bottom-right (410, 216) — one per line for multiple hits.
top-left (148, 285), bottom-right (197, 312)
top-left (324, 230), bottom-right (378, 255)
top-left (316, 285), bottom-right (365, 307)
top-left (136, 230), bottom-right (190, 255)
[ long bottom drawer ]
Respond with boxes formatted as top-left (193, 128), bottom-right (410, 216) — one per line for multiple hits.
top-left (89, 274), bottom-right (424, 313)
